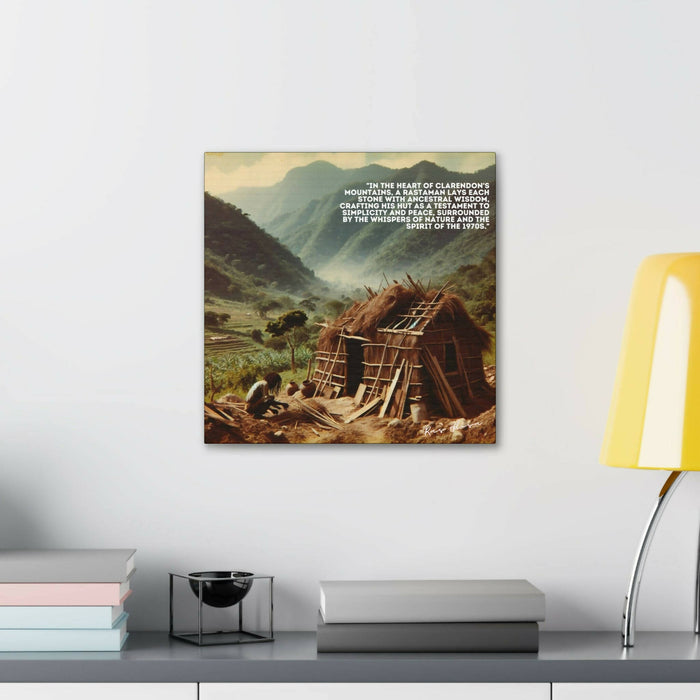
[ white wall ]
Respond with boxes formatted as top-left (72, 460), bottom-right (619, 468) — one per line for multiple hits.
top-left (1, 0), bottom-right (699, 632)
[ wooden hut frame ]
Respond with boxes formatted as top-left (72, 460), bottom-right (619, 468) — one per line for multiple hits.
top-left (312, 280), bottom-right (492, 419)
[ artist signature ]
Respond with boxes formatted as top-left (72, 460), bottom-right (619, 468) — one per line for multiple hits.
top-left (421, 423), bottom-right (468, 436)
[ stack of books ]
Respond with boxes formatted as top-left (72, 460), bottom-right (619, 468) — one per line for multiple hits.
top-left (0, 549), bottom-right (135, 651)
top-left (317, 579), bottom-right (545, 652)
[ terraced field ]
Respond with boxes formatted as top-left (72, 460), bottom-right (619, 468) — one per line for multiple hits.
top-left (204, 297), bottom-right (263, 357)
top-left (203, 295), bottom-right (318, 395)
top-left (204, 334), bottom-right (258, 357)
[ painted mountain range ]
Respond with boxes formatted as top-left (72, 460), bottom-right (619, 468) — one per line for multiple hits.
top-left (227, 160), bottom-right (496, 286)
top-left (204, 192), bottom-right (317, 299)
top-left (221, 161), bottom-right (394, 227)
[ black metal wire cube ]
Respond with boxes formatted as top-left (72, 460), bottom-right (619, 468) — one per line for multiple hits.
top-left (169, 572), bottom-right (274, 646)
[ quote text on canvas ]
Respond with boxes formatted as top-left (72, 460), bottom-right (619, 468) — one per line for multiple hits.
top-left (339, 181), bottom-right (491, 230)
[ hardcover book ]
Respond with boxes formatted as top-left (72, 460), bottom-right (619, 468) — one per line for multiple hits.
top-left (317, 614), bottom-right (539, 653)
top-left (0, 603), bottom-right (125, 629)
top-left (0, 580), bottom-right (132, 607)
top-left (0, 549), bottom-right (136, 583)
top-left (0, 613), bottom-right (129, 652)
top-left (319, 579), bottom-right (545, 624)
top-left (204, 152), bottom-right (496, 445)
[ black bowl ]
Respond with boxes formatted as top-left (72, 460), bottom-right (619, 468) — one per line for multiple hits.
top-left (188, 571), bottom-right (254, 608)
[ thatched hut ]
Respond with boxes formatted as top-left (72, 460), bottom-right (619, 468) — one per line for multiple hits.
top-left (311, 281), bottom-right (492, 419)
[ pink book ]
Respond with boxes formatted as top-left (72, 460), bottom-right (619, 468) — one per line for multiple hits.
top-left (0, 581), bottom-right (131, 606)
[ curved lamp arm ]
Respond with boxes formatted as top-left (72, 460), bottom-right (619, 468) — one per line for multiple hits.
top-left (622, 470), bottom-right (686, 647)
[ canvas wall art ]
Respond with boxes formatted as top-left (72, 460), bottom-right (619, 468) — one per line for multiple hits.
top-left (204, 153), bottom-right (496, 444)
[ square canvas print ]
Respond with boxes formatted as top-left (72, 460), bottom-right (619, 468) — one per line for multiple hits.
top-left (204, 152), bottom-right (495, 444)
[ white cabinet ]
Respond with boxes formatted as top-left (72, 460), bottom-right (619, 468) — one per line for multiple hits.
top-left (554, 684), bottom-right (700, 700)
top-left (201, 683), bottom-right (550, 700)
top-left (0, 684), bottom-right (197, 699)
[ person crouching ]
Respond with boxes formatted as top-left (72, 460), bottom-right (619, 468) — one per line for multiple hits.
top-left (245, 372), bottom-right (288, 418)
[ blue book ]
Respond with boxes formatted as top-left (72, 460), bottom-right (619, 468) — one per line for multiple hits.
top-left (0, 604), bottom-right (124, 629)
top-left (0, 613), bottom-right (128, 651)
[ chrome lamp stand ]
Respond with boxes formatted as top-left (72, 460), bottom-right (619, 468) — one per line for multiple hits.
top-left (621, 471), bottom-right (698, 646)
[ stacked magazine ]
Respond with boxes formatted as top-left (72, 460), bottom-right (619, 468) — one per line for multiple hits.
top-left (0, 549), bottom-right (135, 651)
top-left (317, 579), bottom-right (545, 652)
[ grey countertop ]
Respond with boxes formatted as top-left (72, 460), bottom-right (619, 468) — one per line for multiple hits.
top-left (1, 632), bottom-right (700, 683)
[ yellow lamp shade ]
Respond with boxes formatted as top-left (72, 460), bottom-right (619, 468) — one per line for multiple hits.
top-left (601, 253), bottom-right (700, 470)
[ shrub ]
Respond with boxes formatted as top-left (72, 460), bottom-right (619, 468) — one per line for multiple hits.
top-left (204, 346), bottom-right (315, 398)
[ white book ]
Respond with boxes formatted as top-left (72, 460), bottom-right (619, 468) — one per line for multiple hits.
top-left (0, 613), bottom-right (128, 651)
top-left (0, 549), bottom-right (136, 583)
top-left (0, 603), bottom-right (124, 629)
top-left (319, 579), bottom-right (545, 623)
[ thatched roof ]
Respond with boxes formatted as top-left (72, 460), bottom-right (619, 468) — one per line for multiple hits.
top-left (319, 283), bottom-right (492, 351)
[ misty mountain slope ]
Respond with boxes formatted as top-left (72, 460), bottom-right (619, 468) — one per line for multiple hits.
top-left (204, 192), bottom-right (316, 297)
top-left (274, 190), bottom-right (372, 270)
top-left (419, 223), bottom-right (496, 278)
top-left (269, 191), bottom-right (348, 247)
top-left (355, 223), bottom-right (495, 282)
top-left (222, 160), bottom-right (393, 225)
top-left (265, 159), bottom-right (496, 284)
top-left (361, 227), bottom-right (463, 279)
top-left (323, 220), bottom-right (408, 271)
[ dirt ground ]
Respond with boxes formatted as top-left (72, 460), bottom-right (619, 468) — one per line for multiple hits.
top-left (205, 366), bottom-right (496, 445)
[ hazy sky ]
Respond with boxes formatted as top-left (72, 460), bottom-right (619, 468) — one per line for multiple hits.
top-left (204, 152), bottom-right (495, 195)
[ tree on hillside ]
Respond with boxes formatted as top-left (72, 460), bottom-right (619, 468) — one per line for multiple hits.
top-left (250, 329), bottom-right (264, 344)
top-left (265, 309), bottom-right (308, 372)
top-left (299, 298), bottom-right (317, 313)
top-left (254, 299), bottom-right (282, 320)
top-left (324, 299), bottom-right (345, 318)
top-left (205, 311), bottom-right (231, 328)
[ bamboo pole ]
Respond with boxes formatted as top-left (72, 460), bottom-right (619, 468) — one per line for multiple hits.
top-left (396, 363), bottom-right (413, 418)
top-left (368, 338), bottom-right (390, 400)
top-left (423, 349), bottom-right (467, 418)
top-left (453, 335), bottom-right (473, 400)
top-left (380, 359), bottom-right (405, 418)
top-left (315, 338), bottom-right (343, 397)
